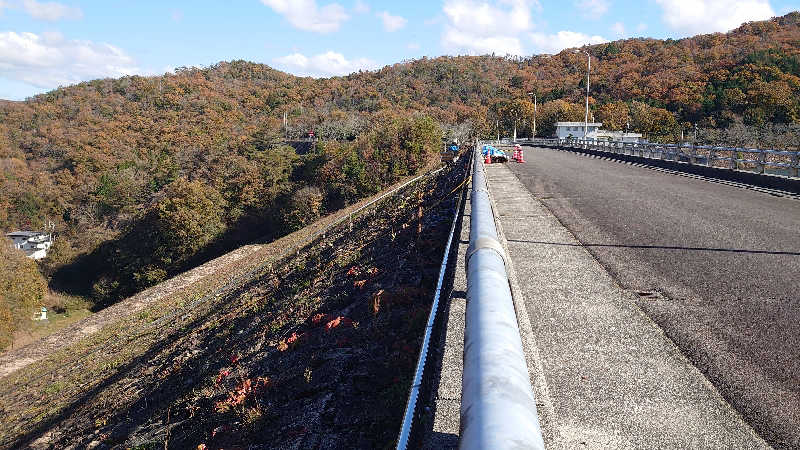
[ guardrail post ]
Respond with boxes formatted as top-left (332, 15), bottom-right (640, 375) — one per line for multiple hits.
top-left (460, 149), bottom-right (545, 450)
top-left (792, 152), bottom-right (799, 178)
top-left (708, 147), bottom-right (714, 167)
top-left (758, 150), bottom-right (766, 174)
top-left (689, 144), bottom-right (696, 165)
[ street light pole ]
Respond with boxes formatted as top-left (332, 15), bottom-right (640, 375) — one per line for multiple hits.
top-left (513, 109), bottom-right (517, 141)
top-left (584, 52), bottom-right (590, 139)
top-left (574, 49), bottom-right (591, 139)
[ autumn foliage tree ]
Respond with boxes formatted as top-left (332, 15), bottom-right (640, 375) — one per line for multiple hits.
top-left (595, 102), bottom-right (630, 131)
top-left (0, 239), bottom-right (47, 349)
top-left (2, 12), bottom-right (800, 308)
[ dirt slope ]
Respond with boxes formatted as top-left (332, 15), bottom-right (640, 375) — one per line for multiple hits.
top-left (0, 159), bottom-right (468, 450)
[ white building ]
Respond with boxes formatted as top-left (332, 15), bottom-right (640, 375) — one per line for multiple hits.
top-left (595, 130), bottom-right (644, 143)
top-left (6, 231), bottom-right (53, 260)
top-left (555, 122), bottom-right (642, 143)
top-left (555, 122), bottom-right (603, 140)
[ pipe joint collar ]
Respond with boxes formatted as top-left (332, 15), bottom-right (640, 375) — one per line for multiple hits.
top-left (466, 236), bottom-right (507, 269)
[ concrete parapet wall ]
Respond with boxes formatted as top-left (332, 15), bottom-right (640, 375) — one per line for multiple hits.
top-left (544, 144), bottom-right (800, 195)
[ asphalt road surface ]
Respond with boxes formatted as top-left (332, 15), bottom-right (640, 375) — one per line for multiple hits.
top-left (508, 146), bottom-right (800, 449)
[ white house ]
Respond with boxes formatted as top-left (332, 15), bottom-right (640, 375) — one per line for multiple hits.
top-left (555, 122), bottom-right (643, 143)
top-left (6, 231), bottom-right (53, 260)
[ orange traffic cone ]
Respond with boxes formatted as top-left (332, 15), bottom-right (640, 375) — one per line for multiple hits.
top-left (518, 149), bottom-right (525, 163)
top-left (484, 153), bottom-right (492, 164)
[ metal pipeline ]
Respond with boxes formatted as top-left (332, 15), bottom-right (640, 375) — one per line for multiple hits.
top-left (459, 146), bottom-right (545, 450)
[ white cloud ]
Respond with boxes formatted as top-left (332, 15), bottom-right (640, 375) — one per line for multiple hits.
top-left (407, 42), bottom-right (420, 50)
top-left (354, 0), bottom-right (369, 13)
top-left (21, 0), bottom-right (82, 21)
top-left (576, 0), bottom-right (609, 18)
top-left (611, 21), bottom-right (625, 36)
top-left (441, 0), bottom-right (538, 56)
top-left (273, 51), bottom-right (378, 77)
top-left (529, 30), bottom-right (608, 54)
top-left (0, 31), bottom-right (140, 89)
top-left (261, 0), bottom-right (349, 33)
top-left (654, 0), bottom-right (774, 35)
top-left (636, 22), bottom-right (647, 32)
top-left (378, 10), bottom-right (407, 31)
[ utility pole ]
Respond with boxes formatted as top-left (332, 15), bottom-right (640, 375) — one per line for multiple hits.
top-left (574, 49), bottom-right (591, 139)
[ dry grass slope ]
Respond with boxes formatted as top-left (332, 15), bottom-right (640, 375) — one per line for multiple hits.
top-left (0, 158), bottom-right (468, 450)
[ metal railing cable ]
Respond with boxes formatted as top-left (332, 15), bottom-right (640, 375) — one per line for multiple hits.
top-left (396, 152), bottom-right (472, 450)
top-left (459, 145), bottom-right (545, 450)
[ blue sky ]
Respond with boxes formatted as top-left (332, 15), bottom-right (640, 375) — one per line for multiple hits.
top-left (0, 0), bottom-right (797, 100)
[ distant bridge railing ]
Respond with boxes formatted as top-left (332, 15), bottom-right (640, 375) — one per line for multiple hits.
top-left (513, 137), bottom-right (800, 179)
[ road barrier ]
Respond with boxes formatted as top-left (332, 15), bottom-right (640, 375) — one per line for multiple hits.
top-left (460, 145), bottom-right (545, 450)
top-left (518, 137), bottom-right (800, 179)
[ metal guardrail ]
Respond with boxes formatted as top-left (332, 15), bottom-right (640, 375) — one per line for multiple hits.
top-left (516, 137), bottom-right (800, 179)
top-left (460, 145), bottom-right (545, 450)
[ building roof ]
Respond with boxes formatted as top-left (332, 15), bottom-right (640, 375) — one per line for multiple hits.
top-left (6, 231), bottom-right (45, 238)
top-left (596, 130), bottom-right (643, 138)
top-left (555, 122), bottom-right (603, 127)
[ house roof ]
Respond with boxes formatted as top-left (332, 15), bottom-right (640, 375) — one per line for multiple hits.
top-left (6, 231), bottom-right (45, 238)
top-left (555, 122), bottom-right (603, 127)
top-left (596, 130), bottom-right (643, 138)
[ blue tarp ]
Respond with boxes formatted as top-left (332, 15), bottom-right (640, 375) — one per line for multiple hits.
top-left (481, 145), bottom-right (506, 158)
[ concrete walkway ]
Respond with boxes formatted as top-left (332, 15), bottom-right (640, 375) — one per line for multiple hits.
top-left (422, 180), bottom-right (471, 449)
top-left (485, 162), bottom-right (768, 449)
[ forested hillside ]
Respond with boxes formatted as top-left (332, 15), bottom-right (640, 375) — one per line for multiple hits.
top-left (1, 12), bottom-right (799, 342)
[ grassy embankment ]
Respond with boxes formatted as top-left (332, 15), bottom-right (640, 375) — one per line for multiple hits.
top-left (0, 158), bottom-right (468, 449)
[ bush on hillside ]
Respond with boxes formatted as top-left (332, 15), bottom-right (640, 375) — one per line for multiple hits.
top-left (0, 238), bottom-right (47, 350)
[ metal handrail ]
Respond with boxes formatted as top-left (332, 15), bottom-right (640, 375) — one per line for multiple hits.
top-left (460, 145), bottom-right (545, 450)
top-left (517, 137), bottom-right (800, 178)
